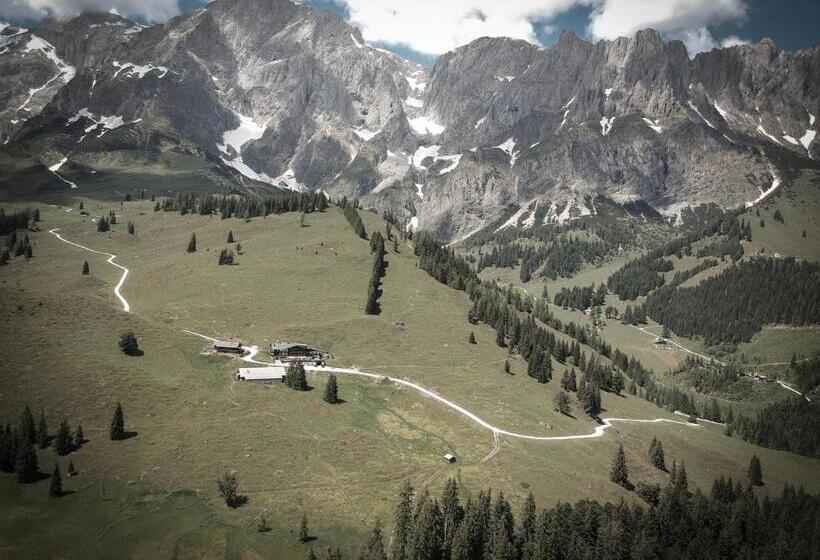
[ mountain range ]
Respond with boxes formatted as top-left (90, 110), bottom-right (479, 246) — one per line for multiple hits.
top-left (1, 0), bottom-right (818, 240)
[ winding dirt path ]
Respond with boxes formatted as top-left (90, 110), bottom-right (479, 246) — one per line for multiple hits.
top-left (183, 330), bottom-right (700, 443)
top-left (49, 228), bottom-right (131, 312)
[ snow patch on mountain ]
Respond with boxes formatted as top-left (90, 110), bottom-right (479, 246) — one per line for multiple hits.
top-left (642, 118), bottom-right (662, 134)
top-left (436, 154), bottom-right (462, 175)
top-left (16, 35), bottom-right (76, 113)
top-left (495, 138), bottom-right (519, 166)
top-left (404, 96), bottom-right (423, 108)
top-left (112, 61), bottom-right (170, 79)
top-left (408, 115), bottom-right (445, 136)
top-left (412, 144), bottom-right (441, 168)
top-left (687, 101), bottom-right (716, 130)
top-left (353, 126), bottom-right (381, 141)
top-left (600, 116), bottom-right (615, 136)
top-left (756, 124), bottom-right (782, 145)
top-left (218, 113), bottom-right (267, 155)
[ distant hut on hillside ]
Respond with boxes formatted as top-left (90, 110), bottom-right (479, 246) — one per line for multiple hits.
top-left (213, 340), bottom-right (243, 354)
top-left (443, 453), bottom-right (456, 464)
top-left (269, 341), bottom-right (325, 364)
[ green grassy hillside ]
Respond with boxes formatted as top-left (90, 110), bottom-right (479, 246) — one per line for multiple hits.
top-left (0, 198), bottom-right (818, 558)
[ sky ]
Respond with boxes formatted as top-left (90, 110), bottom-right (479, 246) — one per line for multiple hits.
top-left (2, 0), bottom-right (817, 65)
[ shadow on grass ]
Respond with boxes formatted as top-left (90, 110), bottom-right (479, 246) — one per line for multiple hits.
top-left (227, 495), bottom-right (249, 508)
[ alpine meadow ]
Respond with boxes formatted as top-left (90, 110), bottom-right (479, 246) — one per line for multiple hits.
top-left (0, 0), bottom-right (819, 558)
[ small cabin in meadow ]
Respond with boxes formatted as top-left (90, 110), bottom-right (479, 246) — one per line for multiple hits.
top-left (443, 453), bottom-right (456, 464)
top-left (214, 340), bottom-right (243, 353)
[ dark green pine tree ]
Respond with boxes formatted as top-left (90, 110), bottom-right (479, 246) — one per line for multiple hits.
top-left (55, 420), bottom-right (73, 456)
top-left (495, 320), bottom-right (506, 348)
top-left (127, 221), bottom-right (135, 235)
top-left (97, 217), bottom-right (110, 232)
top-left (227, 230), bottom-right (234, 243)
top-left (15, 435), bottom-right (39, 483)
top-left (440, 478), bottom-right (462, 557)
top-left (299, 513), bottom-right (310, 543)
top-left (25, 244), bottom-right (33, 259)
top-left (286, 362), bottom-right (309, 391)
top-left (360, 520), bottom-right (388, 560)
top-left (110, 402), bottom-right (125, 441)
top-left (37, 410), bottom-right (49, 449)
top-left (20, 405), bottom-right (36, 444)
top-left (119, 331), bottom-right (141, 355)
top-left (504, 360), bottom-right (511, 374)
top-left (74, 425), bottom-right (84, 448)
top-left (391, 482), bottom-right (414, 560)
top-left (748, 455), bottom-right (763, 486)
top-left (365, 283), bottom-right (380, 315)
top-left (82, 260), bottom-right (90, 275)
top-left (323, 374), bottom-right (339, 404)
top-left (468, 332), bottom-right (476, 344)
top-left (49, 463), bottom-right (63, 498)
top-left (79, 201), bottom-right (84, 210)
top-left (68, 460), bottom-right (77, 476)
top-left (187, 233), bottom-right (197, 253)
top-left (649, 437), bottom-right (666, 471)
top-left (610, 444), bottom-right (629, 487)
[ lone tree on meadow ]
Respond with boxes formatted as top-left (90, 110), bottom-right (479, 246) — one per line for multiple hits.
top-left (119, 332), bottom-right (141, 355)
top-left (82, 261), bottom-right (89, 275)
top-left (649, 437), bottom-right (666, 471)
top-left (110, 402), bottom-right (125, 440)
top-left (610, 444), bottom-right (629, 487)
top-left (468, 332), bottom-right (476, 344)
top-left (218, 471), bottom-right (245, 507)
top-left (299, 513), bottom-right (310, 543)
top-left (218, 248), bottom-right (235, 265)
top-left (74, 425), bottom-right (84, 448)
top-left (186, 233), bottom-right (197, 253)
top-left (54, 420), bottom-right (73, 456)
top-left (323, 374), bottom-right (339, 404)
top-left (97, 217), bottom-right (110, 232)
top-left (127, 221), bottom-right (135, 235)
top-left (49, 463), bottom-right (63, 498)
top-left (20, 405), bottom-right (36, 444)
top-left (227, 230), bottom-right (234, 243)
top-left (748, 455), bottom-right (764, 486)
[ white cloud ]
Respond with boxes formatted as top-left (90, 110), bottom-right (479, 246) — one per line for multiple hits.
top-left (0, 0), bottom-right (180, 23)
top-left (333, 0), bottom-right (586, 55)
top-left (587, 0), bottom-right (747, 54)
top-left (720, 35), bottom-right (750, 48)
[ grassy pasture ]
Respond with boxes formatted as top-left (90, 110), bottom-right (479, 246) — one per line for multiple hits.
top-left (0, 199), bottom-right (818, 558)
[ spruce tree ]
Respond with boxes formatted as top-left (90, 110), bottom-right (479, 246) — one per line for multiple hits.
top-left (391, 482), bottom-right (413, 560)
top-left (25, 244), bottom-right (32, 259)
top-left (127, 221), bottom-right (135, 235)
top-left (187, 233), bottom-right (197, 253)
top-left (286, 362), bottom-right (309, 391)
top-left (110, 402), bottom-right (125, 440)
top-left (217, 471), bottom-right (239, 507)
top-left (227, 230), bottom-right (234, 243)
top-left (360, 520), bottom-right (388, 560)
top-left (20, 405), bottom-right (35, 444)
top-left (79, 201), bottom-right (84, 210)
top-left (257, 514), bottom-right (271, 533)
top-left (649, 437), bottom-right (666, 471)
top-left (55, 420), bottom-right (73, 456)
top-left (468, 332), bottom-right (476, 344)
top-left (37, 410), bottom-right (49, 449)
top-left (74, 425), bottom-right (84, 448)
top-left (68, 460), bottom-right (77, 476)
top-left (504, 360), bottom-right (511, 374)
top-left (553, 390), bottom-right (571, 415)
top-left (610, 444), bottom-right (629, 487)
top-left (119, 332), bottom-right (141, 355)
top-left (15, 435), bottom-right (39, 483)
top-left (748, 455), bottom-right (763, 486)
top-left (299, 513), bottom-right (310, 543)
top-left (49, 463), bottom-right (63, 498)
top-left (82, 260), bottom-right (90, 275)
top-left (323, 374), bottom-right (339, 404)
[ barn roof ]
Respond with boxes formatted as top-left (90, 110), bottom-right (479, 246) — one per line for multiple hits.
top-left (269, 341), bottom-right (318, 351)
top-left (237, 366), bottom-right (287, 380)
top-left (214, 340), bottom-right (242, 348)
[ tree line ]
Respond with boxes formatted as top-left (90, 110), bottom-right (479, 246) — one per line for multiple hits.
top-left (339, 197), bottom-right (367, 239)
top-left (0, 207), bottom-right (39, 236)
top-left (644, 257), bottom-right (820, 345)
top-left (365, 231), bottom-right (386, 314)
top-left (155, 191), bottom-right (329, 218)
top-left (358, 470), bottom-right (818, 560)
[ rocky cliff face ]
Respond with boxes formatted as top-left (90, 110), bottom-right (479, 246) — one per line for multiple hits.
top-left (0, 0), bottom-right (817, 240)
